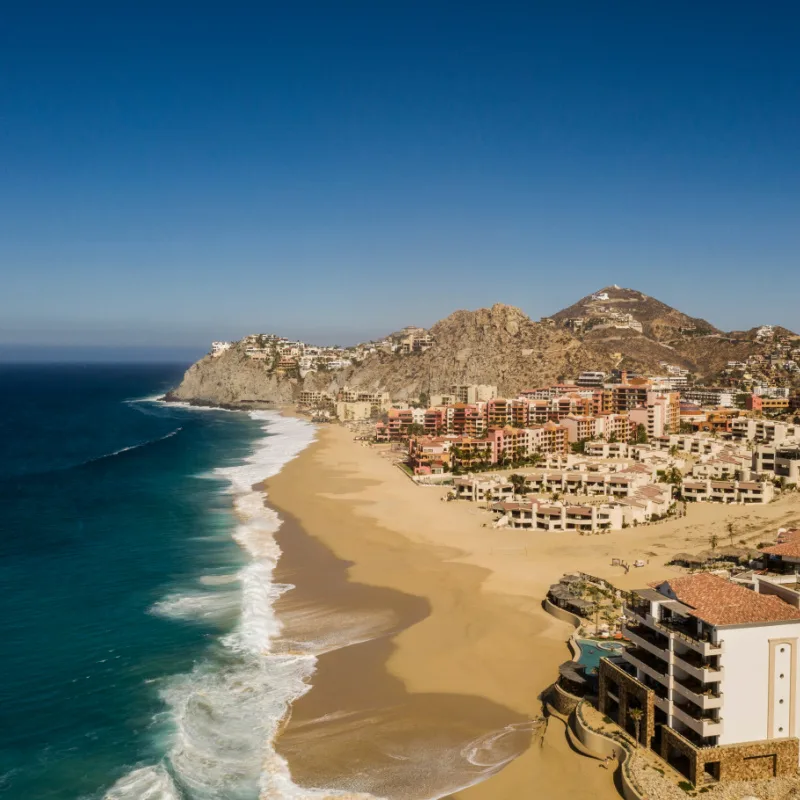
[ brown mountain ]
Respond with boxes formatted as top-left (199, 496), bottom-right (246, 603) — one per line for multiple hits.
top-left (549, 286), bottom-right (796, 378)
top-left (551, 285), bottom-right (718, 341)
top-left (168, 289), bottom-right (798, 407)
top-left (305, 303), bottom-right (615, 399)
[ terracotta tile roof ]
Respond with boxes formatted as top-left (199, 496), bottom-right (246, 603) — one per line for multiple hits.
top-left (657, 573), bottom-right (800, 626)
top-left (762, 541), bottom-right (800, 558)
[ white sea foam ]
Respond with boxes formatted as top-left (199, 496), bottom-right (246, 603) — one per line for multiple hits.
top-left (149, 588), bottom-right (240, 624)
top-left (107, 411), bottom-right (380, 800)
top-left (104, 764), bottom-right (182, 800)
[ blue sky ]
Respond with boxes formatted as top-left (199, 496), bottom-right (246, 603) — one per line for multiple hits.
top-left (1, 2), bottom-right (798, 355)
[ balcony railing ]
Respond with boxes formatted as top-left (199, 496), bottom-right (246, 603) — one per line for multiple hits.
top-left (652, 614), bottom-right (723, 655)
top-left (673, 651), bottom-right (723, 683)
top-left (624, 622), bottom-right (670, 653)
top-left (672, 703), bottom-right (724, 738)
top-left (672, 678), bottom-right (723, 710)
top-left (674, 701), bottom-right (721, 725)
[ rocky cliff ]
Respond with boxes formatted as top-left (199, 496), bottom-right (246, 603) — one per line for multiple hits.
top-left (167, 348), bottom-right (299, 406)
top-left (167, 290), bottom-right (799, 406)
top-left (168, 304), bottom-right (613, 405)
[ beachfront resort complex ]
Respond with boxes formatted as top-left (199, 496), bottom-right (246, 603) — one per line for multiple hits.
top-left (290, 360), bottom-right (800, 796)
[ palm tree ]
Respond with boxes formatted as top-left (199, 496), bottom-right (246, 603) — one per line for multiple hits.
top-left (586, 585), bottom-right (603, 634)
top-left (628, 707), bottom-right (644, 747)
top-left (509, 473), bottom-right (527, 497)
top-left (726, 521), bottom-right (735, 546)
top-left (709, 533), bottom-right (719, 551)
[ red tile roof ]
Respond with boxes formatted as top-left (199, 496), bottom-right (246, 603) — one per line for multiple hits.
top-left (762, 541), bottom-right (800, 558)
top-left (657, 573), bottom-right (800, 626)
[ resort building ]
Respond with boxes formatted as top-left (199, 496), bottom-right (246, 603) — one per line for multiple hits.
top-left (628, 392), bottom-right (681, 439)
top-left (680, 478), bottom-right (774, 504)
top-left (681, 388), bottom-right (735, 408)
top-left (752, 445), bottom-right (800, 486)
top-left (491, 499), bottom-right (623, 532)
top-left (584, 441), bottom-right (630, 459)
top-left (337, 387), bottom-right (392, 410)
top-left (747, 394), bottom-right (791, 413)
top-left (335, 401), bottom-right (374, 422)
top-left (575, 371), bottom-right (607, 387)
top-left (297, 390), bottom-right (333, 408)
top-left (730, 419), bottom-right (798, 445)
top-left (453, 476), bottom-right (514, 503)
top-left (690, 454), bottom-right (749, 480)
top-left (600, 573), bottom-right (800, 785)
top-left (451, 384), bottom-right (498, 404)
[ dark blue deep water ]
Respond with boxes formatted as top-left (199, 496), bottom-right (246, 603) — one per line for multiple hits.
top-left (0, 365), bottom-right (262, 799)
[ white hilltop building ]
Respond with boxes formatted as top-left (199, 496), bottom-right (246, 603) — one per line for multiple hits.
top-left (210, 341), bottom-right (232, 357)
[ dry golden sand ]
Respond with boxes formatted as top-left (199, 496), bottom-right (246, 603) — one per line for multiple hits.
top-left (268, 424), bottom-right (800, 799)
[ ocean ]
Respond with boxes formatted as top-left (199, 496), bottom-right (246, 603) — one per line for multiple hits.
top-left (0, 364), bottom-right (317, 800)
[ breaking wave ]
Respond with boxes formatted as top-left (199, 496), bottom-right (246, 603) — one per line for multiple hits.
top-left (105, 411), bottom-right (380, 800)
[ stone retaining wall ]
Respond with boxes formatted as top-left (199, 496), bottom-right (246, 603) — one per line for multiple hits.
top-left (551, 682), bottom-right (581, 715)
top-left (571, 701), bottom-right (647, 800)
top-left (661, 724), bottom-right (799, 785)
top-left (543, 597), bottom-right (583, 627)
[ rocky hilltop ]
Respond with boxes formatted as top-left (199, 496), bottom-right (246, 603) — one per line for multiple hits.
top-left (549, 286), bottom-right (792, 378)
top-left (321, 304), bottom-right (614, 399)
top-left (167, 288), bottom-right (798, 406)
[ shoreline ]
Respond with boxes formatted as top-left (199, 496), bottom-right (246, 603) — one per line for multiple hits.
top-left (266, 423), bottom-right (621, 799)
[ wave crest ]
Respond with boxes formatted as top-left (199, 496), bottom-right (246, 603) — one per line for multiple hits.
top-left (108, 412), bottom-right (379, 800)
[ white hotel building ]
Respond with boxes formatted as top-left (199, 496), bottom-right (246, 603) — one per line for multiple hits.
top-left (600, 573), bottom-right (800, 785)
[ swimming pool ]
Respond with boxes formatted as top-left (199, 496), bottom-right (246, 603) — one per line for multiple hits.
top-left (576, 639), bottom-right (625, 674)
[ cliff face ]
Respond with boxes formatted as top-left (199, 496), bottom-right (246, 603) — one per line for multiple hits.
top-left (167, 349), bottom-right (298, 406)
top-left (168, 304), bottom-right (614, 405)
top-left (322, 304), bottom-right (614, 399)
top-left (167, 293), bottom-right (799, 406)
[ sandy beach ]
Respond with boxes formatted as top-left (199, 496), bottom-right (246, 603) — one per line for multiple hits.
top-left (268, 423), bottom-right (800, 799)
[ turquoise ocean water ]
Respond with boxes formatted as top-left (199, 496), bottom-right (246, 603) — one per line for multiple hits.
top-left (0, 364), bottom-right (317, 800)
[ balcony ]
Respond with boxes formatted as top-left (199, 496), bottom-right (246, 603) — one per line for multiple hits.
top-left (672, 703), bottom-right (724, 738)
top-left (623, 622), bottom-right (670, 659)
top-left (626, 603), bottom-right (651, 624)
top-left (672, 678), bottom-right (723, 710)
top-left (673, 651), bottom-right (723, 684)
top-left (653, 614), bottom-right (723, 657)
top-left (654, 694), bottom-right (671, 714)
top-left (623, 647), bottom-right (670, 687)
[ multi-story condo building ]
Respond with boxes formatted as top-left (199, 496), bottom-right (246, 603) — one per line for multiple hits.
top-left (486, 398), bottom-right (513, 427)
top-left (609, 381), bottom-right (651, 413)
top-left (452, 384), bottom-right (498, 404)
top-left (560, 415), bottom-right (600, 443)
top-left (575, 371), bottom-right (607, 387)
top-left (601, 573), bottom-right (800, 785)
top-left (681, 388), bottom-right (735, 408)
top-left (629, 392), bottom-right (681, 439)
top-left (681, 478), bottom-right (774, 504)
top-left (423, 408), bottom-right (447, 436)
top-left (752, 445), bottom-right (800, 485)
top-left (747, 394), bottom-right (791, 413)
top-left (336, 387), bottom-right (392, 409)
top-left (490, 499), bottom-right (623, 532)
top-left (298, 390), bottom-right (333, 407)
top-left (731, 419), bottom-right (798, 445)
